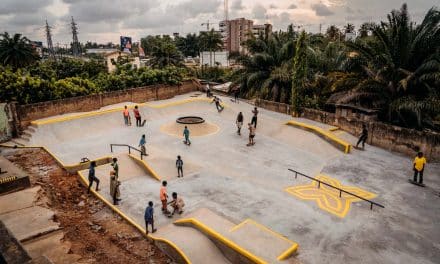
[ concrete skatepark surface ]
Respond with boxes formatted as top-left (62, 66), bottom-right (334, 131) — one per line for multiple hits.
top-left (24, 92), bottom-right (440, 264)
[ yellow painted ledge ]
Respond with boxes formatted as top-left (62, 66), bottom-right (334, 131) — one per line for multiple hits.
top-left (286, 120), bottom-right (351, 153)
top-left (128, 154), bottom-right (161, 181)
top-left (77, 171), bottom-right (191, 264)
top-left (31, 97), bottom-right (214, 126)
top-left (229, 219), bottom-right (298, 261)
top-left (174, 218), bottom-right (268, 264)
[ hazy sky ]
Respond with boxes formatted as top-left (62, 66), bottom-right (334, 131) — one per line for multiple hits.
top-left (0, 0), bottom-right (438, 45)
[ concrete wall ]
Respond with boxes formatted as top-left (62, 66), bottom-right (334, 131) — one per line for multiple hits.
top-left (15, 80), bottom-right (198, 127)
top-left (255, 99), bottom-right (440, 161)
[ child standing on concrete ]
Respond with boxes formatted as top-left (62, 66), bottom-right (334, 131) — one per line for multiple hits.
top-left (144, 201), bottom-right (157, 234)
top-left (251, 107), bottom-right (258, 128)
top-left (110, 158), bottom-right (121, 205)
top-left (183, 126), bottom-right (191, 145)
top-left (236, 112), bottom-right (243, 135)
top-left (356, 124), bottom-right (368, 149)
top-left (133, 105), bottom-right (142, 127)
top-left (413, 152), bottom-right (427, 185)
top-left (87, 161), bottom-right (99, 193)
top-left (176, 155), bottom-right (183, 178)
top-left (160, 181), bottom-right (170, 214)
top-left (123, 106), bottom-right (131, 126)
top-left (247, 123), bottom-right (256, 146)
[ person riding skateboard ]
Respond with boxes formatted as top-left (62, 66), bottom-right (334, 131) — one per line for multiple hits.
top-left (356, 124), bottom-right (368, 149)
top-left (139, 134), bottom-right (147, 156)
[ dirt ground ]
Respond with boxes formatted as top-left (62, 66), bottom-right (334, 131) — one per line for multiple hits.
top-left (4, 148), bottom-right (172, 264)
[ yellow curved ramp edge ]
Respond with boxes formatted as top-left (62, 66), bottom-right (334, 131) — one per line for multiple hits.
top-left (30, 97), bottom-right (213, 126)
top-left (229, 219), bottom-right (298, 261)
top-left (286, 120), bottom-right (351, 153)
top-left (175, 218), bottom-right (268, 264)
top-left (128, 154), bottom-right (161, 181)
top-left (77, 171), bottom-right (191, 264)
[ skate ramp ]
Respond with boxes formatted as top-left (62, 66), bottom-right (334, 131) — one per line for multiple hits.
top-left (174, 208), bottom-right (298, 263)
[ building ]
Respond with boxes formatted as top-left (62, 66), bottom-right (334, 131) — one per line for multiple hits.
top-left (252, 24), bottom-right (273, 38)
top-left (104, 51), bottom-right (140, 72)
top-left (200, 51), bottom-right (229, 67)
top-left (220, 18), bottom-right (272, 53)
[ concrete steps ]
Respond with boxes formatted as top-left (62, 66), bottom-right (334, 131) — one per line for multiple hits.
top-left (10, 138), bottom-right (27, 146)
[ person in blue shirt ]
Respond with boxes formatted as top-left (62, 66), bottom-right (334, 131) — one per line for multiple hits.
top-left (87, 161), bottom-right (99, 193)
top-left (183, 126), bottom-right (191, 145)
top-left (144, 201), bottom-right (157, 234)
top-left (139, 134), bottom-right (147, 155)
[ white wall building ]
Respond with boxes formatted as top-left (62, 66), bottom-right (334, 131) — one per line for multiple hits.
top-left (200, 51), bottom-right (229, 67)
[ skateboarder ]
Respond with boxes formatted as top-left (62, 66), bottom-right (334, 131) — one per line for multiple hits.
top-left (160, 181), bottom-right (170, 214)
top-left (144, 201), bottom-right (157, 234)
top-left (87, 161), bottom-right (99, 193)
top-left (139, 134), bottom-right (147, 156)
top-left (183, 126), bottom-right (191, 145)
top-left (123, 105), bottom-right (131, 126)
top-left (176, 155), bottom-right (183, 178)
top-left (251, 107), bottom-right (258, 128)
top-left (133, 105), bottom-right (142, 127)
top-left (168, 192), bottom-right (185, 216)
top-left (413, 152), bottom-right (427, 185)
top-left (212, 96), bottom-right (224, 112)
top-left (356, 124), bottom-right (368, 149)
top-left (236, 112), bottom-right (244, 135)
top-left (206, 84), bottom-right (212, 98)
top-left (247, 123), bottom-right (256, 146)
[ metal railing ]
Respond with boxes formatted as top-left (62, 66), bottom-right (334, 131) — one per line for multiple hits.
top-left (288, 169), bottom-right (384, 210)
top-left (110, 144), bottom-right (145, 160)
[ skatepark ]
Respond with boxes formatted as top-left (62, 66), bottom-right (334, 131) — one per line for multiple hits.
top-left (13, 92), bottom-right (440, 264)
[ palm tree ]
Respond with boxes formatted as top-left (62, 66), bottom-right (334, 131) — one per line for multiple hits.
top-left (326, 25), bottom-right (341, 41)
top-left (344, 23), bottom-right (355, 34)
top-left (149, 40), bottom-right (183, 68)
top-left (358, 22), bottom-right (375, 38)
top-left (291, 31), bottom-right (308, 115)
top-left (0, 32), bottom-right (39, 69)
top-left (339, 4), bottom-right (440, 128)
top-left (199, 29), bottom-right (223, 66)
top-left (175, 33), bottom-right (200, 58)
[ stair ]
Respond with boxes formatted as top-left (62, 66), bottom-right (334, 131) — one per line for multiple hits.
top-left (10, 138), bottom-right (27, 146)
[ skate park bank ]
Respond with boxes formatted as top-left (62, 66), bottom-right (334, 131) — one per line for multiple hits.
top-left (1, 89), bottom-right (440, 264)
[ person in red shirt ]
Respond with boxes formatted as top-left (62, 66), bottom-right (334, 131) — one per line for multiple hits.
top-left (160, 181), bottom-right (170, 214)
top-left (133, 105), bottom-right (142, 127)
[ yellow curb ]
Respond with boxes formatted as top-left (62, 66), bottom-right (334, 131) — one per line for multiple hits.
top-left (175, 218), bottom-right (268, 264)
top-left (229, 219), bottom-right (299, 261)
top-left (128, 154), bottom-right (161, 181)
top-left (77, 171), bottom-right (191, 264)
top-left (286, 120), bottom-right (351, 153)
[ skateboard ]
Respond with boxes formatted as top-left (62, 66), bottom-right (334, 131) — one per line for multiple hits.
top-left (408, 179), bottom-right (426, 187)
top-left (246, 142), bottom-right (255, 147)
top-left (141, 120), bottom-right (146, 127)
top-left (183, 141), bottom-right (191, 146)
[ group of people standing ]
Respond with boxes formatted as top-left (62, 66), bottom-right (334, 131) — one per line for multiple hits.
top-left (236, 107), bottom-right (258, 146)
top-left (123, 105), bottom-right (144, 127)
top-left (87, 158), bottom-right (121, 205)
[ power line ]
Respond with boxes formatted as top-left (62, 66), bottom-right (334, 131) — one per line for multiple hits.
top-left (45, 20), bottom-right (55, 60)
top-left (71, 16), bottom-right (81, 57)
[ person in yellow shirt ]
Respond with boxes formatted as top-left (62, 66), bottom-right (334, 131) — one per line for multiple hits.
top-left (413, 152), bottom-right (427, 185)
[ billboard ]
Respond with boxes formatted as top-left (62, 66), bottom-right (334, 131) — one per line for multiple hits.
top-left (30, 41), bottom-right (43, 57)
top-left (120, 36), bottom-right (132, 53)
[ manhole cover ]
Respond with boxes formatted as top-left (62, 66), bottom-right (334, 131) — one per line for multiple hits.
top-left (176, 116), bottom-right (205, 124)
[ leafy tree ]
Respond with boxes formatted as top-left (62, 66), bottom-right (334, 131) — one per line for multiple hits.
top-left (291, 31), bottom-right (308, 115)
top-left (175, 33), bottom-right (200, 57)
top-left (149, 39), bottom-right (183, 68)
top-left (0, 32), bottom-right (39, 69)
top-left (199, 29), bottom-right (223, 66)
top-left (344, 23), bottom-right (355, 34)
top-left (325, 25), bottom-right (341, 41)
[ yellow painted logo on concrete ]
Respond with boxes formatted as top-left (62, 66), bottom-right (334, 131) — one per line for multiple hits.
top-left (285, 174), bottom-right (376, 218)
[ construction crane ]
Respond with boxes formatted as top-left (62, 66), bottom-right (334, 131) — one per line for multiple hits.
top-left (201, 20), bottom-right (215, 31)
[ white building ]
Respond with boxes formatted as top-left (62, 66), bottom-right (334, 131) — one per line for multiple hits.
top-left (200, 51), bottom-right (229, 67)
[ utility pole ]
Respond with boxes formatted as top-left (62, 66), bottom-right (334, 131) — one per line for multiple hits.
top-left (45, 20), bottom-right (55, 60)
top-left (71, 16), bottom-right (81, 57)
top-left (224, 0), bottom-right (229, 21)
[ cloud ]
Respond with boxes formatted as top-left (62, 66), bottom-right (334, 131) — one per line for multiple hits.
top-left (269, 4), bottom-right (278, 9)
top-left (252, 4), bottom-right (267, 20)
top-left (288, 4), bottom-right (297, 9)
top-left (270, 12), bottom-right (292, 30)
top-left (231, 0), bottom-right (244, 10)
top-left (311, 2), bottom-right (334, 16)
top-left (0, 0), bottom-right (53, 15)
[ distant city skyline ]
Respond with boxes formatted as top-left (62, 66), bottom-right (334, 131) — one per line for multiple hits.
top-left (0, 0), bottom-right (438, 46)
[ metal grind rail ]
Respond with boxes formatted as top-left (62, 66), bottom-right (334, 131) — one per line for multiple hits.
top-left (288, 169), bottom-right (384, 210)
top-left (110, 144), bottom-right (145, 160)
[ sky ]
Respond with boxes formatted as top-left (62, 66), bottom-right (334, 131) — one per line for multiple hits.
top-left (0, 0), bottom-right (438, 46)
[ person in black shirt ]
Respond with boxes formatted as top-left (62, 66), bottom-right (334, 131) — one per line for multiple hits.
top-left (87, 161), bottom-right (99, 193)
top-left (236, 112), bottom-right (244, 135)
top-left (356, 124), bottom-right (368, 149)
top-left (176, 155), bottom-right (183, 178)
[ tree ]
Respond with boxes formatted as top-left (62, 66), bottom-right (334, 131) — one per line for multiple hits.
top-left (291, 31), bottom-right (308, 115)
top-left (341, 4), bottom-right (440, 128)
top-left (325, 25), bottom-right (341, 41)
top-left (358, 22), bottom-right (375, 38)
top-left (199, 29), bottom-right (223, 66)
top-left (0, 32), bottom-right (39, 69)
top-left (344, 23), bottom-right (355, 34)
top-left (149, 39), bottom-right (183, 68)
top-left (175, 33), bottom-right (200, 58)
